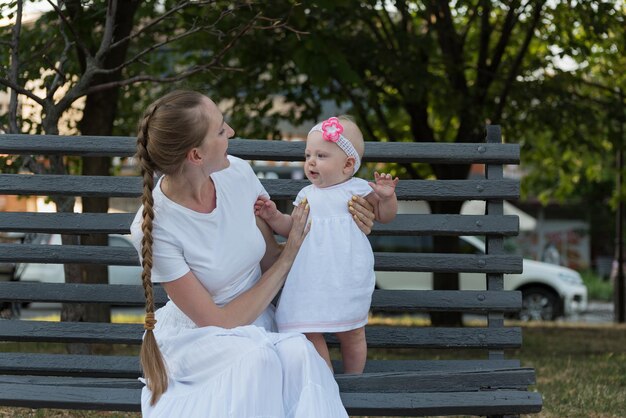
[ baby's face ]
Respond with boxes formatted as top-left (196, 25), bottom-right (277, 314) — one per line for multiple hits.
top-left (304, 133), bottom-right (351, 188)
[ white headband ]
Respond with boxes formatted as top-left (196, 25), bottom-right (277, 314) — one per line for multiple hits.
top-left (309, 117), bottom-right (361, 174)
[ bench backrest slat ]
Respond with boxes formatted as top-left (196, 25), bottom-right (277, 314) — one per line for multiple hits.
top-left (1, 174), bottom-right (519, 200)
top-left (0, 212), bottom-right (519, 236)
top-left (0, 136), bottom-right (520, 164)
top-left (0, 212), bottom-right (135, 234)
top-left (0, 353), bottom-right (523, 379)
top-left (0, 243), bottom-right (522, 273)
top-left (0, 282), bottom-right (521, 312)
top-left (3, 320), bottom-right (522, 349)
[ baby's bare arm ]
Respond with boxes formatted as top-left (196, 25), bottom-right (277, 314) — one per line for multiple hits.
top-left (367, 172), bottom-right (399, 223)
top-left (254, 197), bottom-right (293, 237)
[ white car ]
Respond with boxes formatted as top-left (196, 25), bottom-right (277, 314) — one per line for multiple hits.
top-left (371, 234), bottom-right (588, 321)
top-left (17, 234), bottom-right (142, 286)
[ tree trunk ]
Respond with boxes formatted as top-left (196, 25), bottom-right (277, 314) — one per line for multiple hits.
top-left (60, 1), bottom-right (141, 352)
top-left (429, 200), bottom-right (465, 326)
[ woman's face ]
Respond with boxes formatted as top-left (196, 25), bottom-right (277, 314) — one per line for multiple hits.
top-left (196, 98), bottom-right (235, 175)
top-left (304, 132), bottom-right (350, 188)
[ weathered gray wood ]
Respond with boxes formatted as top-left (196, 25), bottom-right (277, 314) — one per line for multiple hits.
top-left (1, 173), bottom-right (519, 200)
top-left (0, 282), bottom-right (521, 312)
top-left (0, 354), bottom-right (141, 378)
top-left (349, 359), bottom-right (522, 373)
top-left (0, 375), bottom-right (141, 389)
top-left (0, 381), bottom-right (141, 411)
top-left (0, 244), bottom-right (522, 273)
top-left (0, 367), bottom-right (535, 393)
top-left (0, 381), bottom-right (542, 415)
top-left (0, 135), bottom-right (520, 163)
top-left (371, 214), bottom-right (520, 236)
top-left (371, 289), bottom-right (521, 312)
top-left (335, 368), bottom-right (536, 392)
top-left (0, 282), bottom-right (168, 306)
top-left (0, 174), bottom-right (142, 198)
top-left (0, 320), bottom-right (522, 348)
top-left (0, 135), bottom-right (137, 157)
top-left (0, 212), bottom-right (520, 236)
top-left (0, 243), bottom-right (140, 265)
top-left (341, 391), bottom-right (543, 416)
top-left (0, 212), bottom-right (135, 234)
top-left (0, 353), bottom-right (521, 377)
top-left (374, 253), bottom-right (523, 273)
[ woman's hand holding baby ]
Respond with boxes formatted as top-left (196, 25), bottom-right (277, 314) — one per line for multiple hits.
top-left (282, 200), bottom-right (311, 260)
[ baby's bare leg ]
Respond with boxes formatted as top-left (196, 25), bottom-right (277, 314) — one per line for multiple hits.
top-left (304, 332), bottom-right (333, 371)
top-left (335, 327), bottom-right (367, 374)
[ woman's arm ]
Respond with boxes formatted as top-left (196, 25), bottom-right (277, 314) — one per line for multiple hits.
top-left (162, 202), bottom-right (310, 329)
top-left (257, 216), bottom-right (284, 273)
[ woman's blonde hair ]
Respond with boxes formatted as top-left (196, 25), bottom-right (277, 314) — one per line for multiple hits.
top-left (135, 90), bottom-right (211, 405)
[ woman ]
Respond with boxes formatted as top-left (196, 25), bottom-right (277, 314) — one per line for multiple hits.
top-left (131, 90), bottom-right (375, 417)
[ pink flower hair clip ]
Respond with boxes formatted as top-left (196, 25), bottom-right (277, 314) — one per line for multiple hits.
top-left (321, 117), bottom-right (343, 143)
top-left (309, 116), bottom-right (362, 174)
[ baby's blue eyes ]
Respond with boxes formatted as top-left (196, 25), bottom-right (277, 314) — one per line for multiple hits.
top-left (305, 153), bottom-right (327, 159)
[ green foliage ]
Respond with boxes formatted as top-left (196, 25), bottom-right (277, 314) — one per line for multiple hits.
top-left (580, 269), bottom-right (614, 301)
top-left (1, 0), bottom-right (623, 197)
top-left (503, 0), bottom-right (625, 204)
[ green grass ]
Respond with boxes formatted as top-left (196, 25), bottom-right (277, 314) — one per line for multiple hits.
top-left (580, 269), bottom-right (614, 301)
top-left (2, 321), bottom-right (626, 417)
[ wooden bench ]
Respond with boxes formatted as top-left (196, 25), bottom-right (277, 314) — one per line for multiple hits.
top-left (0, 127), bottom-right (542, 416)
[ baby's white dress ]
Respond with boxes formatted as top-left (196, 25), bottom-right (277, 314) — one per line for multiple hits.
top-left (130, 156), bottom-right (347, 418)
top-left (276, 177), bottom-right (376, 333)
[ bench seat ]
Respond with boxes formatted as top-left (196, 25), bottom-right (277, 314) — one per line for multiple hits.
top-left (0, 374), bottom-right (541, 415)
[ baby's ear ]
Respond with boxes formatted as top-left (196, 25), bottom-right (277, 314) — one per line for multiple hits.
top-left (343, 156), bottom-right (356, 174)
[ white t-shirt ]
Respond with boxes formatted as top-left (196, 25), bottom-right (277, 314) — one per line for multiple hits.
top-left (130, 156), bottom-right (269, 306)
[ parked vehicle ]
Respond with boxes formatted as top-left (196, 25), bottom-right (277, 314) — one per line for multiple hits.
top-left (370, 234), bottom-right (588, 321)
top-left (17, 234), bottom-right (141, 286)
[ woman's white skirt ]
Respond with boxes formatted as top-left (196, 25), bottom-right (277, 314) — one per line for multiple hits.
top-left (141, 302), bottom-right (348, 418)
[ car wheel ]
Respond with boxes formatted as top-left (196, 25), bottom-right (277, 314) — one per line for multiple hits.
top-left (519, 287), bottom-right (558, 321)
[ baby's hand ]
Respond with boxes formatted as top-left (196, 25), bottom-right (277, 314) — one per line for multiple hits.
top-left (369, 172), bottom-right (399, 200)
top-left (254, 197), bottom-right (279, 220)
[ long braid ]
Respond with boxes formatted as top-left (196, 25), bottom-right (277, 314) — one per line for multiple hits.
top-left (133, 90), bottom-right (210, 406)
top-left (136, 104), bottom-right (168, 405)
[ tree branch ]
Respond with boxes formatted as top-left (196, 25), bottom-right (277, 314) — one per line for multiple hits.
top-left (379, 5), bottom-right (401, 52)
top-left (84, 66), bottom-right (242, 94)
top-left (460, 0), bottom-right (481, 43)
top-left (577, 77), bottom-right (625, 96)
top-left (485, 0), bottom-right (523, 80)
top-left (108, 0), bottom-right (216, 50)
top-left (85, 11), bottom-right (258, 94)
top-left (8, 0), bottom-right (23, 134)
top-left (493, 2), bottom-right (544, 121)
top-left (364, 18), bottom-right (396, 57)
top-left (475, 0), bottom-right (492, 91)
top-left (94, 0), bottom-right (118, 64)
top-left (427, 0), bottom-right (468, 95)
top-left (93, 26), bottom-right (204, 76)
top-left (46, 0), bottom-right (92, 60)
top-left (47, 27), bottom-right (74, 98)
top-left (0, 78), bottom-right (45, 106)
